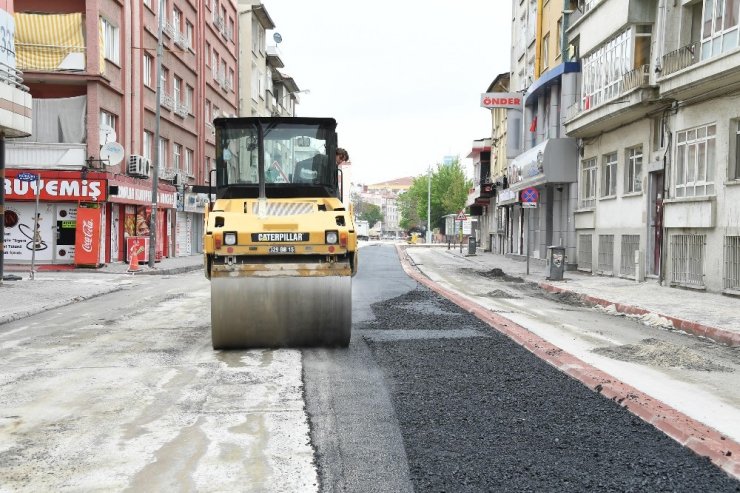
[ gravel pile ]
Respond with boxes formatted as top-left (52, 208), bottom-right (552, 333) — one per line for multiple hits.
top-left (362, 287), bottom-right (740, 492)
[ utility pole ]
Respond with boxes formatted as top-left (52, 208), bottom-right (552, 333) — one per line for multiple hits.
top-left (426, 166), bottom-right (431, 244)
top-left (149, 11), bottom-right (164, 267)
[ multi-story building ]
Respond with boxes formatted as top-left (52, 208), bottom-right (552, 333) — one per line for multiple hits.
top-left (502, 0), bottom-right (579, 266)
top-left (0, 0), bottom-right (33, 273)
top-left (562, 0), bottom-right (740, 294)
top-left (4, 0), bottom-right (238, 267)
top-left (237, 0), bottom-right (301, 118)
top-left (356, 177), bottom-right (412, 236)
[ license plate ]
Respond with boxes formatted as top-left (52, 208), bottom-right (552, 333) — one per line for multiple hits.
top-left (268, 246), bottom-right (295, 253)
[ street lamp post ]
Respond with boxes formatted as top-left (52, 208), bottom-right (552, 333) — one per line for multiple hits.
top-left (148, 12), bottom-right (164, 267)
top-left (426, 166), bottom-right (431, 244)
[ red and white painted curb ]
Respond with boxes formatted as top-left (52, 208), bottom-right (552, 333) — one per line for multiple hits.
top-left (396, 245), bottom-right (740, 480)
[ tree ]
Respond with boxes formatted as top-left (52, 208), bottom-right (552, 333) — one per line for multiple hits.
top-left (399, 157), bottom-right (471, 232)
top-left (360, 203), bottom-right (383, 228)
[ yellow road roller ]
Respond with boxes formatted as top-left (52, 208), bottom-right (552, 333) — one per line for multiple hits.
top-left (199, 117), bottom-right (358, 349)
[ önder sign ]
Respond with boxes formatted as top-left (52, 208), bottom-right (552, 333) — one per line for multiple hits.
top-left (480, 92), bottom-right (524, 109)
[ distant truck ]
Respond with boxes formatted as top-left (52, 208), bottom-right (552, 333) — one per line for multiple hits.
top-left (356, 220), bottom-right (370, 241)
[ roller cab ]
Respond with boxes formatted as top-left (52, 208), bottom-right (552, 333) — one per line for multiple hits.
top-left (201, 117), bottom-right (358, 349)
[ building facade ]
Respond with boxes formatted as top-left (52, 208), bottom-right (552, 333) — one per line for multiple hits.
top-left (3, 0), bottom-right (238, 266)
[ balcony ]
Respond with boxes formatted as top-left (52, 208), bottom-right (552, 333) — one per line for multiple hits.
top-left (16, 44), bottom-right (86, 72)
top-left (565, 64), bottom-right (661, 138)
top-left (0, 64), bottom-right (32, 138)
top-left (174, 102), bottom-right (190, 118)
top-left (658, 43), bottom-right (740, 101)
top-left (160, 92), bottom-right (175, 110)
top-left (661, 42), bottom-right (698, 77)
top-left (5, 142), bottom-right (87, 170)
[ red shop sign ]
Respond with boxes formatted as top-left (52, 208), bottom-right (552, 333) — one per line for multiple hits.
top-left (4, 169), bottom-right (107, 202)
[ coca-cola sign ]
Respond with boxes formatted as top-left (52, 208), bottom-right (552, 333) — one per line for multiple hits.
top-left (81, 219), bottom-right (94, 253)
top-left (74, 207), bottom-right (102, 266)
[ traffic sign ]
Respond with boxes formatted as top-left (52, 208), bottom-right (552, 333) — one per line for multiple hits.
top-left (520, 187), bottom-right (539, 203)
top-left (17, 172), bottom-right (38, 182)
top-left (456, 210), bottom-right (467, 221)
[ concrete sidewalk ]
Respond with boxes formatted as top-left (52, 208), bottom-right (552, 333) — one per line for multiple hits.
top-left (416, 244), bottom-right (740, 347)
top-left (0, 255), bottom-right (204, 324)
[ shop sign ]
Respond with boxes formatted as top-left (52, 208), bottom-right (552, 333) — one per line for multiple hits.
top-left (480, 92), bottom-right (523, 109)
top-left (4, 170), bottom-right (106, 201)
top-left (183, 192), bottom-right (210, 213)
top-left (108, 181), bottom-right (176, 208)
top-left (3, 202), bottom-right (55, 261)
top-left (74, 207), bottom-right (102, 266)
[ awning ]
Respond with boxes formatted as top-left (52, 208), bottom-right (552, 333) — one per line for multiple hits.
top-left (14, 13), bottom-right (100, 72)
top-left (507, 138), bottom-right (578, 192)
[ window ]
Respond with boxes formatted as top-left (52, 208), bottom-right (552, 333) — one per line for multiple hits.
top-left (580, 158), bottom-right (597, 208)
top-left (206, 100), bottom-right (211, 122)
top-left (158, 138), bottom-right (168, 169)
top-left (101, 18), bottom-right (120, 64)
top-left (220, 60), bottom-right (227, 85)
top-left (252, 19), bottom-right (260, 53)
top-left (173, 7), bottom-right (181, 31)
top-left (556, 19), bottom-right (562, 57)
top-left (212, 49), bottom-right (218, 79)
top-left (228, 18), bottom-right (235, 41)
top-left (143, 131), bottom-right (153, 161)
top-left (625, 146), bottom-right (643, 193)
top-left (173, 143), bottom-right (182, 171)
top-left (186, 85), bottom-right (194, 112)
top-left (228, 68), bottom-right (234, 91)
top-left (100, 110), bottom-right (116, 138)
top-left (205, 42), bottom-right (211, 66)
top-left (675, 123), bottom-right (716, 197)
top-left (143, 53), bottom-right (153, 87)
top-left (601, 152), bottom-right (617, 197)
top-left (160, 67), bottom-right (169, 93)
top-left (185, 148), bottom-right (194, 176)
top-left (251, 62), bottom-right (259, 100)
top-left (731, 119), bottom-right (740, 180)
top-left (174, 75), bottom-right (182, 103)
top-left (186, 21), bottom-right (194, 49)
top-left (541, 33), bottom-right (550, 72)
top-left (700, 0), bottom-right (740, 59)
top-left (580, 28), bottom-right (633, 110)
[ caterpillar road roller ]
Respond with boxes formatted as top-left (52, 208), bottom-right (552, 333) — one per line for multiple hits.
top-left (199, 117), bottom-right (358, 349)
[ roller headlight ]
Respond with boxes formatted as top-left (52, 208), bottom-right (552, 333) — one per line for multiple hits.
top-left (224, 232), bottom-right (237, 245)
top-left (325, 231), bottom-right (339, 244)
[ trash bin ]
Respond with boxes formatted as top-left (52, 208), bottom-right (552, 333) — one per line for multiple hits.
top-left (547, 245), bottom-right (566, 280)
top-left (468, 236), bottom-right (476, 255)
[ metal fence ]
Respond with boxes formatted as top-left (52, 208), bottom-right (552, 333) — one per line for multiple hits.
top-left (670, 234), bottom-right (705, 287)
top-left (620, 235), bottom-right (640, 277)
top-left (724, 236), bottom-right (740, 291)
top-left (661, 42), bottom-right (698, 77)
top-left (598, 235), bottom-right (615, 274)
top-left (578, 234), bottom-right (593, 272)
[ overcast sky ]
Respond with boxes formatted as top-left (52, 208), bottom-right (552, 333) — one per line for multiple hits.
top-left (261, 1), bottom-right (512, 185)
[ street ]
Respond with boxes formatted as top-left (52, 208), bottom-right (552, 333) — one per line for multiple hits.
top-left (0, 244), bottom-right (738, 491)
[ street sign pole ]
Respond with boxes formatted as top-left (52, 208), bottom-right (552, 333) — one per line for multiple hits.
top-left (30, 175), bottom-right (40, 280)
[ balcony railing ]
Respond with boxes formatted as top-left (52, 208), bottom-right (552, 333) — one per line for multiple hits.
top-left (160, 92), bottom-right (175, 110)
top-left (0, 62), bottom-right (29, 91)
top-left (622, 64), bottom-right (650, 93)
top-left (174, 102), bottom-right (190, 118)
top-left (16, 44), bottom-right (86, 72)
top-left (661, 42), bottom-right (698, 77)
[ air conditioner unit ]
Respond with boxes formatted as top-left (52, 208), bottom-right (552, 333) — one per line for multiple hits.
top-left (128, 155), bottom-right (151, 178)
top-left (172, 171), bottom-right (183, 186)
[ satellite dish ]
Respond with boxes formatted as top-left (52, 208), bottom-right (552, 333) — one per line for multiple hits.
top-left (273, 32), bottom-right (282, 44)
top-left (99, 124), bottom-right (116, 144)
top-left (100, 142), bottom-right (125, 166)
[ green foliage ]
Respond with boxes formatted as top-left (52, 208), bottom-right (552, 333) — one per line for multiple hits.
top-left (352, 192), bottom-right (384, 228)
top-left (399, 157), bottom-right (471, 231)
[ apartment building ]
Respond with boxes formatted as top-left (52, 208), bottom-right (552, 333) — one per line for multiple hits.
top-left (0, 0), bottom-right (33, 270)
top-left (4, 0), bottom-right (238, 266)
top-left (499, 0), bottom-right (579, 265)
top-left (237, 0), bottom-right (301, 118)
top-left (563, 0), bottom-right (740, 294)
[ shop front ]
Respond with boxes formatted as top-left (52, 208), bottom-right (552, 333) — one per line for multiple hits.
top-left (176, 192), bottom-right (209, 256)
top-left (3, 169), bottom-right (107, 265)
top-left (507, 138), bottom-right (578, 261)
top-left (107, 176), bottom-right (177, 263)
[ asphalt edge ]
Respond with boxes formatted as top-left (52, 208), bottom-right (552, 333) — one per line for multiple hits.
top-left (0, 285), bottom-right (125, 325)
top-left (396, 244), bottom-right (740, 480)
top-left (539, 283), bottom-right (740, 348)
